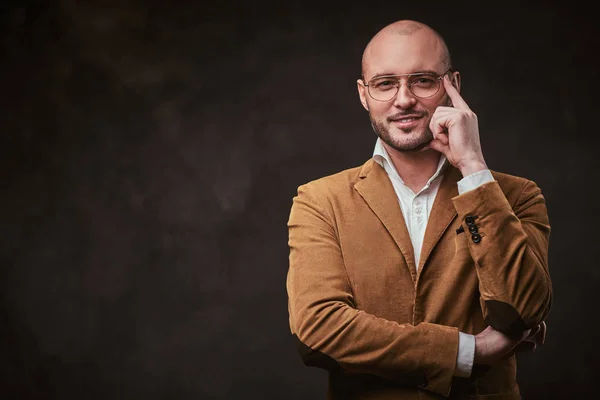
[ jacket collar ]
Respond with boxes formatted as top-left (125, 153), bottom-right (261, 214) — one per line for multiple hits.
top-left (355, 158), bottom-right (461, 282)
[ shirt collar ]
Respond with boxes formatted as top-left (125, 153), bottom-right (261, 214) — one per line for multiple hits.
top-left (372, 137), bottom-right (448, 187)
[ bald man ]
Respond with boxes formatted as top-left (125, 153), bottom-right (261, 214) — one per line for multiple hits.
top-left (287, 20), bottom-right (551, 399)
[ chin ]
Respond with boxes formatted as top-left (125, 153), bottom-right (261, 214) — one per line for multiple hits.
top-left (386, 130), bottom-right (433, 153)
top-left (391, 127), bottom-right (427, 141)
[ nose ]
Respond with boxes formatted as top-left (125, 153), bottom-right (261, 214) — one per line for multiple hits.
top-left (392, 83), bottom-right (417, 109)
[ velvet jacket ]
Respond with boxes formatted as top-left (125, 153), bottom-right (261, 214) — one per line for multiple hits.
top-left (286, 159), bottom-right (552, 399)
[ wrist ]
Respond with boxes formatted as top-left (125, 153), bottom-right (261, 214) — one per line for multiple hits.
top-left (473, 334), bottom-right (487, 365)
top-left (459, 159), bottom-right (488, 177)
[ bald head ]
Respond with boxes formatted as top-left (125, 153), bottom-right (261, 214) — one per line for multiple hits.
top-left (361, 20), bottom-right (451, 79)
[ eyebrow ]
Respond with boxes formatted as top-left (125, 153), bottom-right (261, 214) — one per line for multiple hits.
top-left (370, 70), bottom-right (440, 79)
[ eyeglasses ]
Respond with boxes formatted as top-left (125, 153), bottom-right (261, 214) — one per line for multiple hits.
top-left (363, 69), bottom-right (453, 102)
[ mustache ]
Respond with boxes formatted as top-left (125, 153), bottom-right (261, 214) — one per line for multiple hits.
top-left (387, 110), bottom-right (428, 121)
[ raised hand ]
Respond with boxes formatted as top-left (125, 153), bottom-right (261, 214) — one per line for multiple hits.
top-left (426, 75), bottom-right (488, 177)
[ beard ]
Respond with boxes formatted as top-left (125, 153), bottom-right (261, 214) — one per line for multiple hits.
top-left (369, 96), bottom-right (451, 153)
top-left (370, 112), bottom-right (433, 152)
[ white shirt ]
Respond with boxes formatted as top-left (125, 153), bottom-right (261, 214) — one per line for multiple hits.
top-left (372, 137), bottom-right (495, 378)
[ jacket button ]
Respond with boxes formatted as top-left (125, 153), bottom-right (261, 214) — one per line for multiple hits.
top-left (468, 225), bottom-right (478, 233)
top-left (465, 215), bottom-right (476, 225)
top-left (472, 233), bottom-right (482, 243)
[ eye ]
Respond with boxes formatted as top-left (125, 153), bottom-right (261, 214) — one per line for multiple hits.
top-left (412, 77), bottom-right (436, 88)
top-left (373, 79), bottom-right (396, 90)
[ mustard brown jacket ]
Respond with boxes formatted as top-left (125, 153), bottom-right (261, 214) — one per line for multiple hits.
top-left (286, 159), bottom-right (552, 399)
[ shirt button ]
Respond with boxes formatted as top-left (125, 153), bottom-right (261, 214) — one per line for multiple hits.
top-left (415, 208), bottom-right (422, 215)
top-left (416, 216), bottom-right (422, 223)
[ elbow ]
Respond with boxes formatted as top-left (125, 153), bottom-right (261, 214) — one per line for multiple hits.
top-left (292, 333), bottom-right (341, 371)
top-left (290, 302), bottom-right (350, 371)
top-left (484, 299), bottom-right (530, 340)
top-left (484, 280), bottom-right (552, 339)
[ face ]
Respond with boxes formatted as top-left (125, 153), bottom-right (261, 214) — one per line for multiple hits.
top-left (358, 29), bottom-right (460, 153)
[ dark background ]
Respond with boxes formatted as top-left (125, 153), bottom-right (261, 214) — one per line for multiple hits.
top-left (1, 0), bottom-right (598, 399)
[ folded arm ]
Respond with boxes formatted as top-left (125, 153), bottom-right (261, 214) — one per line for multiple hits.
top-left (452, 179), bottom-right (552, 339)
top-left (287, 184), bottom-right (460, 396)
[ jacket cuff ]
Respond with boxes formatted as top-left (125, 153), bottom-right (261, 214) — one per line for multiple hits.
top-left (416, 323), bottom-right (461, 397)
top-left (457, 169), bottom-right (495, 194)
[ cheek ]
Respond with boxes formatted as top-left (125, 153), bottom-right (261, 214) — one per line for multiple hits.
top-left (420, 97), bottom-right (445, 115)
top-left (366, 100), bottom-right (391, 118)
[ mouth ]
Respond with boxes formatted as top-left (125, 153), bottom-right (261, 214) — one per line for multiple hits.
top-left (389, 115), bottom-right (424, 128)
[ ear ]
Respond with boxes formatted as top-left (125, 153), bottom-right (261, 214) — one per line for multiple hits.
top-left (357, 79), bottom-right (369, 111)
top-left (451, 71), bottom-right (461, 93)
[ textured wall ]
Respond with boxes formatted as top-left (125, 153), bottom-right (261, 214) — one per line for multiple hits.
top-left (1, 0), bottom-right (598, 398)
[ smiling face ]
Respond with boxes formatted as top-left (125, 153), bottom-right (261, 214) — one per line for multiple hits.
top-left (358, 22), bottom-right (459, 152)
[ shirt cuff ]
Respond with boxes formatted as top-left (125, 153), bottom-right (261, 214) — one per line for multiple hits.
top-left (457, 169), bottom-right (495, 194)
top-left (455, 332), bottom-right (475, 378)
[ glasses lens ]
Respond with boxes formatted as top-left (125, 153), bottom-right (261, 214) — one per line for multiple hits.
top-left (367, 74), bottom-right (443, 100)
top-left (409, 75), bottom-right (440, 98)
top-left (368, 77), bottom-right (398, 101)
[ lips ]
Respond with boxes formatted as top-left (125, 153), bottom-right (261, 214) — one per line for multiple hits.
top-left (389, 114), bottom-right (424, 129)
top-left (389, 115), bottom-right (423, 123)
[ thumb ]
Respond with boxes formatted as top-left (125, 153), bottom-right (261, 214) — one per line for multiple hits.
top-left (426, 138), bottom-right (447, 154)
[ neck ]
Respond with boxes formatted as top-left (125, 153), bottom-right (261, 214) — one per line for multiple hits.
top-left (383, 143), bottom-right (442, 193)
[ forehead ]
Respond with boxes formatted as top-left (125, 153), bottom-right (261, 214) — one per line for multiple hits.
top-left (363, 30), bottom-right (446, 79)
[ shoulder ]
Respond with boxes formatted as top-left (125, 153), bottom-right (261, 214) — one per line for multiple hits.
top-left (294, 159), bottom-right (374, 201)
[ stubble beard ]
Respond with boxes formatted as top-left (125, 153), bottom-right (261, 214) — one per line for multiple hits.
top-left (369, 96), bottom-right (451, 153)
top-left (370, 114), bottom-right (433, 153)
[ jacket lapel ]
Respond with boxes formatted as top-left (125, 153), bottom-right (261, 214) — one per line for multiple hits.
top-left (416, 165), bottom-right (462, 278)
top-left (354, 160), bottom-right (418, 282)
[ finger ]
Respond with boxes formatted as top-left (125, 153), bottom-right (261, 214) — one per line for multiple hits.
top-left (431, 125), bottom-right (449, 144)
top-left (442, 75), bottom-right (470, 111)
top-left (429, 112), bottom-right (453, 136)
top-left (425, 138), bottom-right (448, 154)
top-left (433, 133), bottom-right (449, 146)
top-left (527, 324), bottom-right (541, 339)
top-left (431, 107), bottom-right (458, 121)
top-left (514, 340), bottom-right (537, 353)
top-left (433, 106), bottom-right (456, 114)
top-left (539, 321), bottom-right (547, 345)
top-left (428, 114), bottom-right (443, 137)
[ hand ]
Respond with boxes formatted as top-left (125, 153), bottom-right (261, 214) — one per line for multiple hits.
top-left (474, 325), bottom-right (531, 366)
top-left (426, 76), bottom-right (487, 177)
top-left (511, 321), bottom-right (547, 354)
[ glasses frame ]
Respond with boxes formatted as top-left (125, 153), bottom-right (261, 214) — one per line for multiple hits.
top-left (362, 68), bottom-right (453, 102)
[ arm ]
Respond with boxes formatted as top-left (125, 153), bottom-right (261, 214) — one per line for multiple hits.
top-left (452, 178), bottom-right (552, 338)
top-left (427, 75), bottom-right (552, 340)
top-left (287, 184), bottom-right (459, 397)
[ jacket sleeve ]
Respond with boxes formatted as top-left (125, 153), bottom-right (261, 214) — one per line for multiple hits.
top-left (452, 179), bottom-right (552, 339)
top-left (287, 183), bottom-right (460, 397)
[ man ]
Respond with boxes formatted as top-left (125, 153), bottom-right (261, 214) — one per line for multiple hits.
top-left (286, 20), bottom-right (552, 399)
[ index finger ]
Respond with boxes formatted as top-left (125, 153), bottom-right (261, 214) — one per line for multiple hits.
top-left (443, 75), bottom-right (470, 110)
top-left (539, 321), bottom-right (546, 345)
